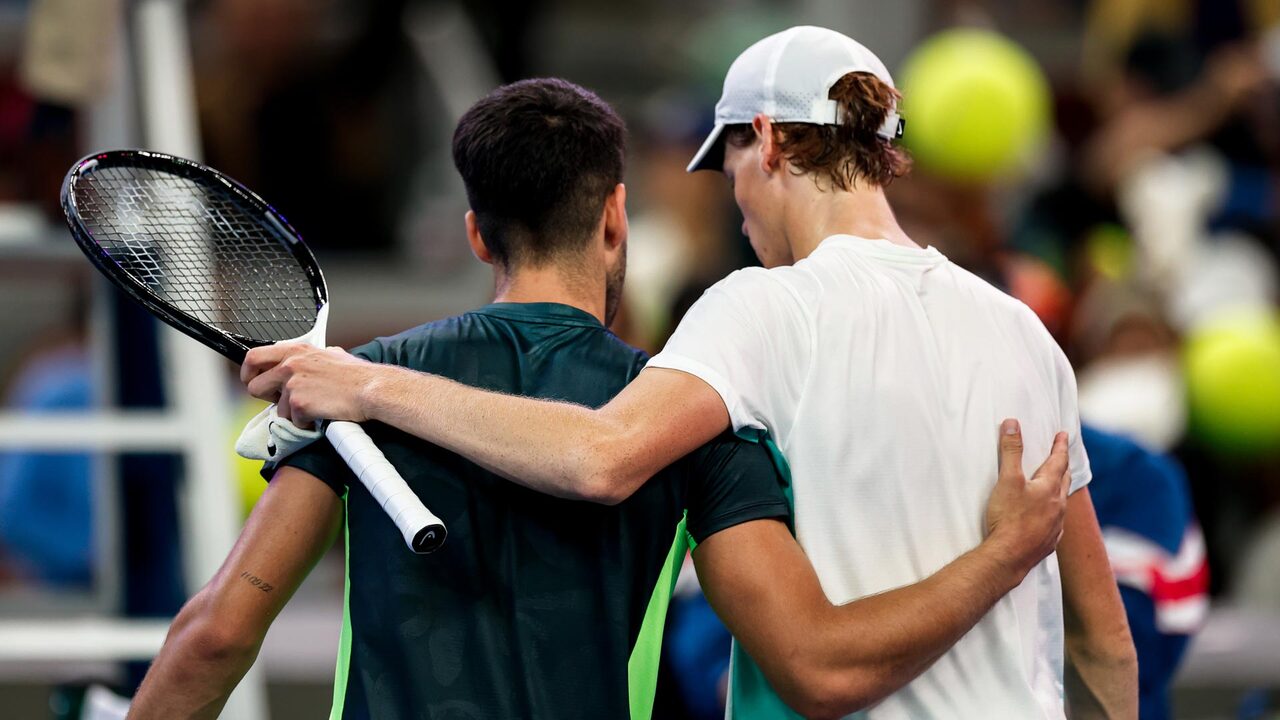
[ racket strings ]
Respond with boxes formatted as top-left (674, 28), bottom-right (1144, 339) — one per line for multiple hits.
top-left (74, 165), bottom-right (318, 343)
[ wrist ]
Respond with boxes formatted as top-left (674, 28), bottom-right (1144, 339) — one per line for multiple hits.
top-left (975, 530), bottom-right (1034, 591)
top-left (356, 364), bottom-right (392, 422)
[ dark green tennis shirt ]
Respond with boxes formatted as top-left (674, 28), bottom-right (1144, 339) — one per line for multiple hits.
top-left (276, 302), bottom-right (791, 720)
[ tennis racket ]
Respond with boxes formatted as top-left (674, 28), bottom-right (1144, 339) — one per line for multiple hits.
top-left (60, 149), bottom-right (447, 554)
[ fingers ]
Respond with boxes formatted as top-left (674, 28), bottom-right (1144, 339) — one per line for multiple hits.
top-left (240, 343), bottom-right (312, 385)
top-left (276, 388), bottom-right (292, 421)
top-left (997, 419), bottom-right (1024, 478)
top-left (246, 363), bottom-right (288, 402)
top-left (1033, 431), bottom-right (1069, 484)
top-left (241, 345), bottom-right (285, 384)
top-left (243, 343), bottom-right (320, 400)
top-left (276, 381), bottom-right (321, 428)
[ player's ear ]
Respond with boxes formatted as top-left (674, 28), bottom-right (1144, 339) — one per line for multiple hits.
top-left (465, 210), bottom-right (496, 265)
top-left (753, 114), bottom-right (782, 175)
top-left (602, 183), bottom-right (627, 251)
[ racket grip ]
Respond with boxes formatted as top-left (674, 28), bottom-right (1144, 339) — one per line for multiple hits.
top-left (324, 420), bottom-right (447, 554)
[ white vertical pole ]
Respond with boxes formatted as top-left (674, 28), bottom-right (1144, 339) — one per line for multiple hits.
top-left (133, 0), bottom-right (201, 157)
top-left (132, 1), bottom-right (269, 718)
top-left (87, 0), bottom-right (133, 616)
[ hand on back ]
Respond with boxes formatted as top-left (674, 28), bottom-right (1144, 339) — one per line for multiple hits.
top-left (984, 420), bottom-right (1071, 577)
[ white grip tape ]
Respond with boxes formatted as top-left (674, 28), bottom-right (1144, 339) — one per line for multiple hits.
top-left (325, 420), bottom-right (444, 552)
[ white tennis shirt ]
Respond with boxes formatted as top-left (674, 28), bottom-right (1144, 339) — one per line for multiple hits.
top-left (648, 235), bottom-right (1091, 720)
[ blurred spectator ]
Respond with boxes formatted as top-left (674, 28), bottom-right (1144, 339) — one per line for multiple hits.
top-left (0, 341), bottom-right (93, 588)
top-left (1072, 282), bottom-right (1185, 451)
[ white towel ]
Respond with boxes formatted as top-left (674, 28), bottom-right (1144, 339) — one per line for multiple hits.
top-left (235, 403), bottom-right (322, 467)
top-left (236, 304), bottom-right (331, 468)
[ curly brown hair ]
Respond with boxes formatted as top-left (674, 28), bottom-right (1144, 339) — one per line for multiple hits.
top-left (724, 72), bottom-right (911, 190)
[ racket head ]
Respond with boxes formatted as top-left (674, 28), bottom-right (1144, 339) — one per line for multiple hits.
top-left (61, 149), bottom-right (328, 363)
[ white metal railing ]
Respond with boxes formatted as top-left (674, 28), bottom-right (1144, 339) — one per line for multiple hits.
top-left (0, 413), bottom-right (192, 450)
top-left (0, 619), bottom-right (172, 662)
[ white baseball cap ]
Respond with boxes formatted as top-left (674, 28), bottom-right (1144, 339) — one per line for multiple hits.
top-left (688, 25), bottom-right (903, 173)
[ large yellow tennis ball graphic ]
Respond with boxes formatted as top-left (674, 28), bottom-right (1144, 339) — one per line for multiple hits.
top-left (898, 29), bottom-right (1051, 182)
top-left (1184, 307), bottom-right (1280, 457)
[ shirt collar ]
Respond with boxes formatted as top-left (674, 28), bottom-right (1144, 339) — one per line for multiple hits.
top-left (819, 235), bottom-right (946, 265)
top-left (472, 302), bottom-right (605, 328)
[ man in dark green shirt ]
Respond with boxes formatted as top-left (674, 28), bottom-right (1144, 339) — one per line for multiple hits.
top-left (287, 303), bottom-right (790, 719)
top-left (131, 78), bottom-right (1071, 720)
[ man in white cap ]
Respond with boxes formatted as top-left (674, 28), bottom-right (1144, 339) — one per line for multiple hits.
top-left (244, 26), bottom-right (1137, 718)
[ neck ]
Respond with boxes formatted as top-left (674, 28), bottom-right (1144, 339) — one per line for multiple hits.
top-left (492, 261), bottom-right (606, 324)
top-left (785, 181), bottom-right (917, 261)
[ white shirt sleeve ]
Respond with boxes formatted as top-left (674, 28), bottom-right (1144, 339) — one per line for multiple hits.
top-left (647, 268), bottom-right (812, 439)
top-left (1052, 342), bottom-right (1093, 494)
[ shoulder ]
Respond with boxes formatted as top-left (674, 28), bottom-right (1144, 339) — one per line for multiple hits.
top-left (716, 265), bottom-right (817, 298)
top-left (703, 266), bottom-right (820, 324)
top-left (349, 313), bottom-right (480, 366)
top-left (602, 331), bottom-right (650, 378)
top-left (950, 263), bottom-right (1045, 324)
top-left (954, 265), bottom-right (1068, 366)
top-left (685, 430), bottom-right (774, 473)
top-left (355, 310), bottom-right (649, 380)
top-left (681, 432), bottom-right (792, 542)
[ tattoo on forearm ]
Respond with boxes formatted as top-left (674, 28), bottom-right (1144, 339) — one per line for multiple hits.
top-left (239, 571), bottom-right (275, 593)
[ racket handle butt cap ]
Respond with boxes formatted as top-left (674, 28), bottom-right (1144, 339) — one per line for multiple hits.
top-left (412, 523), bottom-right (448, 554)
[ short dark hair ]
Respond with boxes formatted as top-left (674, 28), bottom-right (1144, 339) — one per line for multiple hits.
top-left (724, 72), bottom-right (910, 189)
top-left (451, 78), bottom-right (626, 268)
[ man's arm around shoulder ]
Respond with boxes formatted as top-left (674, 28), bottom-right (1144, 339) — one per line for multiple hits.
top-left (128, 467), bottom-right (342, 719)
top-left (694, 423), bottom-right (1073, 719)
top-left (243, 341), bottom-right (729, 505)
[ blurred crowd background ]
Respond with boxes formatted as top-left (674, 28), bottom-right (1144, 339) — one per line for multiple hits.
top-left (1, 0), bottom-right (1280, 717)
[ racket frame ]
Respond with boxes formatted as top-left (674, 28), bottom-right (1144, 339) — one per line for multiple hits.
top-left (60, 149), bottom-right (328, 364)
top-left (60, 149), bottom-right (447, 554)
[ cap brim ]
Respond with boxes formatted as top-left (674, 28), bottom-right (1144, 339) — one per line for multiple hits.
top-left (686, 123), bottom-right (726, 173)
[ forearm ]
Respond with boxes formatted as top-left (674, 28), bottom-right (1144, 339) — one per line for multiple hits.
top-left (128, 596), bottom-right (261, 719)
top-left (363, 364), bottom-right (637, 502)
top-left (807, 538), bottom-right (1028, 710)
top-left (699, 520), bottom-right (1035, 719)
top-left (247, 347), bottom-right (731, 503)
top-left (129, 469), bottom-right (341, 718)
top-left (1064, 633), bottom-right (1139, 719)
